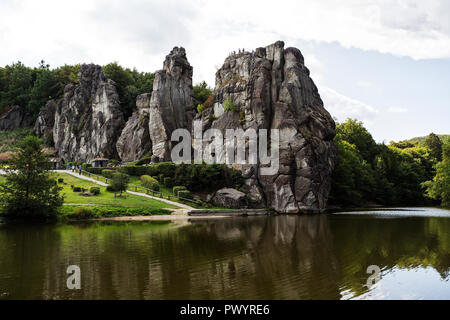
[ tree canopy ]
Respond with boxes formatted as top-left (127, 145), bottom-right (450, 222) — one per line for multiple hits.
top-left (0, 136), bottom-right (64, 219)
top-left (330, 119), bottom-right (441, 207)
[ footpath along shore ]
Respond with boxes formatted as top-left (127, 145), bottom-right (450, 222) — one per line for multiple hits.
top-left (62, 170), bottom-right (242, 221)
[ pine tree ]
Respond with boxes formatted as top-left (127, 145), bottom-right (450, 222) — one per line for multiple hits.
top-left (0, 136), bottom-right (64, 219)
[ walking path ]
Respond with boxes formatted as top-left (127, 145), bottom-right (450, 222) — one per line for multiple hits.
top-left (63, 171), bottom-right (195, 211)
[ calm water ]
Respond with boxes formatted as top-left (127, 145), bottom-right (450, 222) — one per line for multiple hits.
top-left (1, 207), bottom-right (450, 300)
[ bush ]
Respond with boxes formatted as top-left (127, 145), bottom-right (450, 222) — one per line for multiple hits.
top-left (106, 185), bottom-right (117, 192)
top-left (163, 177), bottom-right (173, 187)
top-left (158, 174), bottom-right (164, 183)
top-left (73, 187), bottom-right (82, 192)
top-left (86, 167), bottom-right (103, 175)
top-left (109, 172), bottom-right (129, 195)
top-left (173, 186), bottom-right (187, 196)
top-left (147, 162), bottom-right (176, 178)
top-left (136, 154), bottom-right (152, 165)
top-left (102, 169), bottom-right (116, 179)
top-left (90, 187), bottom-right (100, 195)
top-left (118, 165), bottom-right (148, 176)
top-left (58, 178), bottom-right (64, 183)
top-left (197, 104), bottom-right (205, 113)
top-left (140, 175), bottom-right (160, 191)
top-left (68, 208), bottom-right (94, 220)
top-left (223, 97), bottom-right (239, 112)
top-left (177, 190), bottom-right (192, 199)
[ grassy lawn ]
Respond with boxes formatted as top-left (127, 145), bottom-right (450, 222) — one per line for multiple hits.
top-left (56, 172), bottom-right (178, 210)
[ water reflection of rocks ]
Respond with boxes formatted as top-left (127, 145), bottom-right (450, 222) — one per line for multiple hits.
top-left (0, 214), bottom-right (449, 299)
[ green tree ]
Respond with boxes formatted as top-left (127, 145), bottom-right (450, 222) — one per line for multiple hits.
top-left (424, 132), bottom-right (443, 161)
top-left (2, 61), bottom-right (33, 108)
top-left (28, 63), bottom-right (59, 117)
top-left (103, 62), bottom-right (154, 120)
top-left (193, 81), bottom-right (213, 107)
top-left (423, 142), bottom-right (450, 207)
top-left (336, 119), bottom-right (378, 162)
top-left (109, 172), bottom-right (129, 196)
top-left (0, 136), bottom-right (64, 219)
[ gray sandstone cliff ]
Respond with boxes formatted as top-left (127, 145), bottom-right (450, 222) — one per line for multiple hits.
top-left (199, 41), bottom-right (337, 213)
top-left (0, 106), bottom-right (33, 131)
top-left (149, 47), bottom-right (194, 161)
top-left (52, 64), bottom-right (125, 162)
top-left (34, 100), bottom-right (57, 144)
top-left (116, 93), bottom-right (152, 162)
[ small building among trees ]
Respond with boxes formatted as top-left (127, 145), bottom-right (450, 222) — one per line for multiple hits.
top-left (48, 157), bottom-right (64, 170)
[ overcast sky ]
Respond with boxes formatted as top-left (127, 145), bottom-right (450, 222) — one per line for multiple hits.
top-left (1, 0), bottom-right (449, 142)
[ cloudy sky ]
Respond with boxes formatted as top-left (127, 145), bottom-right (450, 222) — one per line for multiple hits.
top-left (1, 0), bottom-right (449, 142)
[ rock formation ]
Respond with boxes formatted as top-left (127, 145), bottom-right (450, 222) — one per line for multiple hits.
top-left (210, 188), bottom-right (249, 209)
top-left (52, 64), bottom-right (125, 162)
top-left (34, 100), bottom-right (57, 144)
top-left (200, 41), bottom-right (337, 213)
top-left (0, 106), bottom-right (33, 131)
top-left (116, 93), bottom-right (152, 162)
top-left (149, 47), bottom-right (194, 161)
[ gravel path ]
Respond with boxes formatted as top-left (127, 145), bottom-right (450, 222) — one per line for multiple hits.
top-left (63, 171), bottom-right (194, 210)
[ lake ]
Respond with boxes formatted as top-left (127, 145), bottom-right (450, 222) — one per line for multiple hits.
top-left (0, 207), bottom-right (449, 300)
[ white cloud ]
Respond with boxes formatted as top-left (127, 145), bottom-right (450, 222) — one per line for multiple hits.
top-left (320, 87), bottom-right (378, 124)
top-left (388, 107), bottom-right (408, 113)
top-left (1, 0), bottom-right (450, 79)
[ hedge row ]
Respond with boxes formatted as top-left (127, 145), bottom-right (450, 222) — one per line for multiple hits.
top-left (117, 162), bottom-right (244, 191)
top-left (62, 206), bottom-right (172, 220)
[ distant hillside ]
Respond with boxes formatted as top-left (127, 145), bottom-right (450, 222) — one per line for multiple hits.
top-left (407, 134), bottom-right (450, 145)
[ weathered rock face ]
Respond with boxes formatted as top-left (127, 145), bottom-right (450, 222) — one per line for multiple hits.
top-left (34, 100), bottom-right (57, 144)
top-left (149, 47), bottom-right (194, 161)
top-left (210, 188), bottom-right (249, 209)
top-left (201, 41), bottom-right (337, 213)
top-left (53, 64), bottom-right (125, 162)
top-left (116, 93), bottom-right (152, 162)
top-left (0, 106), bottom-right (33, 131)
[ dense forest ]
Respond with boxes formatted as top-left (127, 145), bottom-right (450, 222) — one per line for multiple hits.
top-left (0, 61), bottom-right (448, 209)
top-left (330, 119), bottom-right (449, 208)
top-left (0, 61), bottom-right (155, 120)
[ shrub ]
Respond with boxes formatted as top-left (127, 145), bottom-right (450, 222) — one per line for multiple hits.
top-left (118, 165), bottom-right (148, 176)
top-left (158, 174), bottom-right (164, 182)
top-left (106, 185), bottom-right (117, 192)
top-left (68, 208), bottom-right (94, 220)
top-left (163, 177), bottom-right (173, 187)
top-left (136, 154), bottom-right (152, 165)
top-left (173, 186), bottom-right (187, 196)
top-left (197, 104), bottom-right (205, 114)
top-left (223, 97), bottom-right (239, 112)
top-left (146, 162), bottom-right (176, 178)
top-left (109, 159), bottom-right (120, 166)
top-left (73, 187), bottom-right (81, 192)
top-left (177, 190), bottom-right (192, 199)
top-left (140, 175), bottom-right (160, 191)
top-left (58, 178), bottom-right (64, 183)
top-left (102, 169), bottom-right (116, 179)
top-left (109, 173), bottom-right (129, 195)
top-left (86, 167), bottom-right (103, 175)
top-left (90, 187), bottom-right (100, 195)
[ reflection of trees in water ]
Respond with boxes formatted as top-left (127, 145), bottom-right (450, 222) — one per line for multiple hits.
top-left (329, 216), bottom-right (450, 296)
top-left (0, 215), bottom-right (449, 299)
